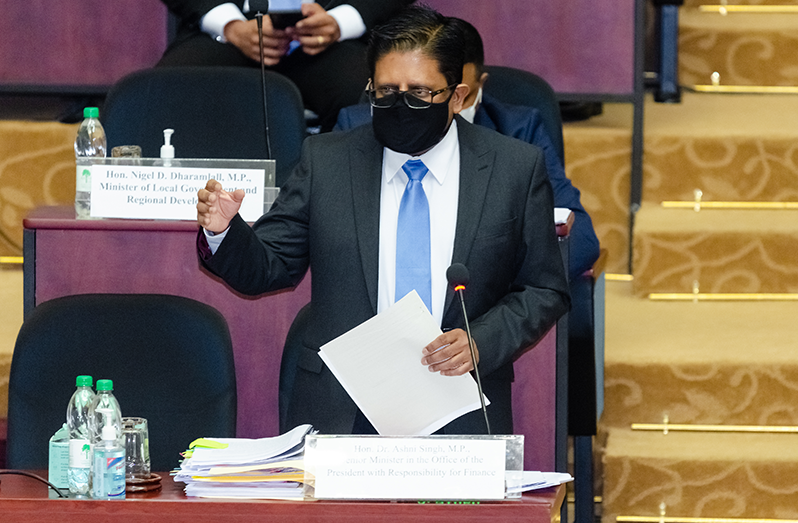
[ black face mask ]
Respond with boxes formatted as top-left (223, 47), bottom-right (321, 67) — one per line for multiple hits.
top-left (371, 99), bottom-right (451, 155)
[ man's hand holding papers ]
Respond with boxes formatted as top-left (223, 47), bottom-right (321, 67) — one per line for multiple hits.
top-left (318, 292), bottom-right (489, 435)
top-left (422, 328), bottom-right (478, 376)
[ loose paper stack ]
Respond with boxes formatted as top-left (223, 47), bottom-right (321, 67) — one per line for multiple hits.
top-left (174, 424), bottom-right (313, 499)
top-left (507, 471), bottom-right (574, 493)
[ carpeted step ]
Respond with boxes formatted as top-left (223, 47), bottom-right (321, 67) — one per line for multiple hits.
top-left (632, 205), bottom-right (798, 294)
top-left (641, 91), bottom-right (798, 205)
top-left (603, 280), bottom-right (798, 429)
top-left (602, 427), bottom-right (798, 523)
top-left (679, 8), bottom-right (798, 87)
top-left (0, 355), bottom-right (9, 419)
top-left (0, 121), bottom-right (78, 257)
top-left (0, 267), bottom-right (23, 419)
top-left (564, 105), bottom-right (633, 275)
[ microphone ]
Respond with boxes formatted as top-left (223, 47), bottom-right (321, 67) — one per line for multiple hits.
top-left (249, 0), bottom-right (269, 14)
top-left (249, 0), bottom-right (273, 161)
top-left (446, 263), bottom-right (490, 435)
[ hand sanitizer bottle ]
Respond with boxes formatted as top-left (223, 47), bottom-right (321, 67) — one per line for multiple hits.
top-left (161, 128), bottom-right (175, 167)
top-left (92, 408), bottom-right (126, 500)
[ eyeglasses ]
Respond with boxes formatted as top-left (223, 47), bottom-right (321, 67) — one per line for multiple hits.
top-left (366, 82), bottom-right (457, 109)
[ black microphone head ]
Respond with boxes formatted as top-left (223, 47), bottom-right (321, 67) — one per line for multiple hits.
top-left (447, 263), bottom-right (470, 289)
top-left (249, 0), bottom-right (269, 15)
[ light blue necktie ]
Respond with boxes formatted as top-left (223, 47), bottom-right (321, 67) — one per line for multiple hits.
top-left (395, 159), bottom-right (432, 313)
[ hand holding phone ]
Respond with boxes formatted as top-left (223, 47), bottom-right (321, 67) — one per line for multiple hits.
top-left (269, 0), bottom-right (304, 29)
top-left (291, 2), bottom-right (341, 55)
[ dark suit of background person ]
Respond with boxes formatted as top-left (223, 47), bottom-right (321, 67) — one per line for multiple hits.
top-left (158, 0), bottom-right (414, 130)
top-left (335, 94), bottom-right (600, 280)
top-left (198, 118), bottom-right (570, 436)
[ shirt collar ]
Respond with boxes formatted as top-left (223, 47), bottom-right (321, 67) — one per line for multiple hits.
top-left (383, 119), bottom-right (459, 186)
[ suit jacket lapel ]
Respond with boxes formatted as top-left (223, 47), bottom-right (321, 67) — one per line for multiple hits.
top-left (443, 120), bottom-right (495, 324)
top-left (350, 130), bottom-right (384, 314)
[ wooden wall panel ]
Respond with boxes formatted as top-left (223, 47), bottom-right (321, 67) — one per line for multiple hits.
top-left (426, 0), bottom-right (636, 96)
top-left (2, 0), bottom-right (168, 87)
top-left (3, 0), bottom-right (636, 95)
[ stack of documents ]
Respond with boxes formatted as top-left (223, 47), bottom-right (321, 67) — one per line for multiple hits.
top-left (174, 424), bottom-right (313, 499)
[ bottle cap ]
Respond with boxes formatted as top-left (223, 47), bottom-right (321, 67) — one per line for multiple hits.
top-left (96, 379), bottom-right (114, 391)
top-left (75, 375), bottom-right (93, 387)
top-left (161, 128), bottom-right (175, 159)
top-left (84, 107), bottom-right (99, 119)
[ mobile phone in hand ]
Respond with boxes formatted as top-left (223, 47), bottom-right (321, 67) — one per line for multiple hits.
top-left (269, 0), bottom-right (304, 29)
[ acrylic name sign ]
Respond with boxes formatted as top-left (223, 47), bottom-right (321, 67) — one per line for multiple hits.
top-left (84, 158), bottom-right (276, 221)
top-left (304, 434), bottom-right (524, 501)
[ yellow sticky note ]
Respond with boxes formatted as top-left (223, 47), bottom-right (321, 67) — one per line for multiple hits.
top-left (189, 438), bottom-right (229, 450)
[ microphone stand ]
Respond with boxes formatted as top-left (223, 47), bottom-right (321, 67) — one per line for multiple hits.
top-left (253, 10), bottom-right (273, 160)
top-left (455, 286), bottom-right (491, 435)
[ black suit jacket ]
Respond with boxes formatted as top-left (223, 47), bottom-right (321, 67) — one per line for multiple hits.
top-left (202, 118), bottom-right (570, 434)
top-left (474, 94), bottom-right (600, 278)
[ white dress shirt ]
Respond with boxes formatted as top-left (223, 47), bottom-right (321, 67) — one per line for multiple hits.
top-left (377, 120), bottom-right (460, 327)
top-left (201, 1), bottom-right (366, 43)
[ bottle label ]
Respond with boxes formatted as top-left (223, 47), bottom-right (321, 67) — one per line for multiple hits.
top-left (69, 439), bottom-right (91, 468)
top-left (76, 165), bottom-right (92, 192)
top-left (93, 448), bottom-right (126, 499)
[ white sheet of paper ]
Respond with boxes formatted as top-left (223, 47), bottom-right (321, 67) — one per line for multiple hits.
top-left (506, 471), bottom-right (574, 493)
top-left (554, 207), bottom-right (572, 224)
top-left (318, 291), bottom-right (488, 435)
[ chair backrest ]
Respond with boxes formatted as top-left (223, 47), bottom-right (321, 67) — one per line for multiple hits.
top-left (7, 294), bottom-right (237, 471)
top-left (482, 65), bottom-right (564, 163)
top-left (101, 66), bottom-right (306, 186)
top-left (512, 327), bottom-right (559, 472)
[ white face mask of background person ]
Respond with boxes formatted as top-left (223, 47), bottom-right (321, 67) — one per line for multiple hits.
top-left (458, 87), bottom-right (482, 124)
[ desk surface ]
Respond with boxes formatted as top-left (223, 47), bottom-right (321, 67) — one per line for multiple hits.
top-left (0, 472), bottom-right (564, 523)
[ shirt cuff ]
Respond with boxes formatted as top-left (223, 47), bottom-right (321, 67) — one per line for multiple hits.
top-left (328, 4), bottom-right (366, 41)
top-left (201, 3), bottom-right (248, 43)
top-left (204, 226), bottom-right (230, 255)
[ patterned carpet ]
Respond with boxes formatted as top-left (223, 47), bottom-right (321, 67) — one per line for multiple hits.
top-left (680, 8), bottom-right (798, 88)
top-left (601, 276), bottom-right (798, 521)
top-left (0, 121), bottom-right (78, 256)
top-left (603, 428), bottom-right (798, 520)
top-left (0, 267), bottom-right (22, 420)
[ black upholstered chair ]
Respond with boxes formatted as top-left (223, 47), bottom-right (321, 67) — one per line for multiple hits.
top-left (101, 66), bottom-right (306, 186)
top-left (482, 65), bottom-right (565, 163)
top-left (7, 294), bottom-right (237, 471)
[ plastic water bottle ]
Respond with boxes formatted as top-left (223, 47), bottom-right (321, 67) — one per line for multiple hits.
top-left (66, 375), bottom-right (95, 497)
top-left (88, 379), bottom-right (123, 448)
top-left (74, 107), bottom-right (107, 219)
top-left (92, 408), bottom-right (126, 500)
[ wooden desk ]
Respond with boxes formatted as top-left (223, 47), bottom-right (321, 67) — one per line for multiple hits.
top-left (0, 472), bottom-right (564, 523)
top-left (22, 206), bottom-right (562, 472)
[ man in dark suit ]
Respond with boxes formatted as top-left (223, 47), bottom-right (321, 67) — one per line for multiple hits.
top-left (159, 0), bottom-right (414, 130)
top-left (196, 6), bottom-right (570, 435)
top-left (336, 17), bottom-right (599, 279)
